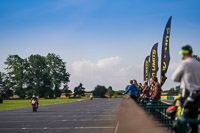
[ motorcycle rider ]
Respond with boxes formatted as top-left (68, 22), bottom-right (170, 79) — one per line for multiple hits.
top-left (90, 94), bottom-right (94, 100)
top-left (172, 45), bottom-right (200, 133)
top-left (31, 95), bottom-right (39, 108)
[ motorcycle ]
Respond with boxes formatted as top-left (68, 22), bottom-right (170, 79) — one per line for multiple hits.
top-left (31, 99), bottom-right (37, 112)
top-left (90, 95), bottom-right (94, 100)
top-left (90, 96), bottom-right (93, 100)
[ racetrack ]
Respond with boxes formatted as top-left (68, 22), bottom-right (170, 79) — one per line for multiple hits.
top-left (0, 98), bottom-right (121, 133)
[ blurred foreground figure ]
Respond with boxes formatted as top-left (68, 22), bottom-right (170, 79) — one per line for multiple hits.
top-left (172, 45), bottom-right (200, 133)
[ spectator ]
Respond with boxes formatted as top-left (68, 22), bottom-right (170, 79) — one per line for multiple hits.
top-left (123, 80), bottom-right (138, 102)
top-left (150, 77), bottom-right (161, 100)
top-left (147, 77), bottom-right (161, 111)
top-left (142, 82), bottom-right (150, 97)
top-left (172, 45), bottom-right (200, 133)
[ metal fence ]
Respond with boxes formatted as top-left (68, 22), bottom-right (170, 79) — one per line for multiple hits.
top-left (141, 99), bottom-right (200, 133)
top-left (141, 100), bottom-right (173, 131)
top-left (176, 117), bottom-right (200, 133)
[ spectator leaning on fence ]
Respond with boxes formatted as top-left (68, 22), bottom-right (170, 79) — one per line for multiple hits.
top-left (143, 82), bottom-right (150, 97)
top-left (123, 80), bottom-right (138, 102)
top-left (147, 76), bottom-right (161, 108)
top-left (150, 76), bottom-right (161, 101)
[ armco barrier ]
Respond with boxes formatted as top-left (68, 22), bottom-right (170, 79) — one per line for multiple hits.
top-left (167, 96), bottom-right (174, 100)
top-left (161, 96), bottom-right (179, 101)
top-left (161, 96), bottom-right (167, 101)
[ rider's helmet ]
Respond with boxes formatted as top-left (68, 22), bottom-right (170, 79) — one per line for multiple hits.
top-left (32, 95), bottom-right (36, 98)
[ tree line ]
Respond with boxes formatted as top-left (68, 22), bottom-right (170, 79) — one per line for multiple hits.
top-left (0, 53), bottom-right (70, 99)
top-left (0, 53), bottom-right (129, 99)
top-left (70, 83), bottom-right (122, 98)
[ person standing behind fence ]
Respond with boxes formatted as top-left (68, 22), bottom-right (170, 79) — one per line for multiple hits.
top-left (150, 77), bottom-right (161, 101)
top-left (172, 45), bottom-right (200, 133)
top-left (143, 82), bottom-right (150, 97)
top-left (134, 80), bottom-right (140, 94)
top-left (123, 80), bottom-right (138, 102)
top-left (146, 77), bottom-right (161, 112)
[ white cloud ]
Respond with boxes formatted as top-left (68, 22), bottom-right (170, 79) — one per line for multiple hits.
top-left (68, 56), bottom-right (180, 92)
top-left (96, 56), bottom-right (121, 68)
top-left (68, 56), bottom-right (143, 91)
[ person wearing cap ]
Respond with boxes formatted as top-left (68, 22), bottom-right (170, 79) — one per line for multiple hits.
top-left (172, 45), bottom-right (200, 133)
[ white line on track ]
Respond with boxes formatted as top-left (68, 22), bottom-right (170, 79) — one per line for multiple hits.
top-left (74, 127), bottom-right (115, 129)
top-left (0, 119), bottom-right (117, 123)
top-left (0, 127), bottom-right (116, 130)
top-left (0, 114), bottom-right (116, 118)
top-left (115, 121), bottom-right (119, 133)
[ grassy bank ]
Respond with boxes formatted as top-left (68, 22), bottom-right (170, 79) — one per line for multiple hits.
top-left (0, 98), bottom-right (81, 110)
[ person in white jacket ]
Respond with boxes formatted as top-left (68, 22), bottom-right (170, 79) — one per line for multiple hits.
top-left (172, 45), bottom-right (200, 133)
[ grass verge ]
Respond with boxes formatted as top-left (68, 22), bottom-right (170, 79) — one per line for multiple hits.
top-left (0, 98), bottom-right (81, 110)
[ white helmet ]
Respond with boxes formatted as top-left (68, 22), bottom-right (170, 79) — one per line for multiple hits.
top-left (32, 95), bottom-right (36, 98)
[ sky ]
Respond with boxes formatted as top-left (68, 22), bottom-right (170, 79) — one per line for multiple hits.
top-left (0, 0), bottom-right (200, 91)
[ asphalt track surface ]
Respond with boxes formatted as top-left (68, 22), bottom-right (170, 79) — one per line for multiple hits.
top-left (0, 98), bottom-right (121, 133)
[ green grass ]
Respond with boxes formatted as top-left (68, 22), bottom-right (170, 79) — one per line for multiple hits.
top-left (0, 98), bottom-right (82, 110)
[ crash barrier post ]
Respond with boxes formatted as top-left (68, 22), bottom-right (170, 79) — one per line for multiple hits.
top-left (176, 117), bottom-right (200, 133)
top-left (141, 100), bottom-right (173, 131)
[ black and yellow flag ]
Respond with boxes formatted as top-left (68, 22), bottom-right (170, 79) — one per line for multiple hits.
top-left (149, 43), bottom-right (159, 79)
top-left (160, 16), bottom-right (172, 86)
top-left (144, 56), bottom-right (150, 82)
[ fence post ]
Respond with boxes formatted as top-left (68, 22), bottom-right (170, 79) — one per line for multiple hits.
top-left (176, 117), bottom-right (187, 133)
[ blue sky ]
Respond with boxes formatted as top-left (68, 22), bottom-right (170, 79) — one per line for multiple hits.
top-left (1, 0), bottom-right (200, 91)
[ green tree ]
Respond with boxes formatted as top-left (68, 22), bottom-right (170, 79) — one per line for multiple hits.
top-left (115, 90), bottom-right (124, 95)
top-left (5, 55), bottom-right (26, 99)
top-left (46, 53), bottom-right (70, 97)
top-left (107, 86), bottom-right (114, 98)
top-left (74, 83), bottom-right (85, 97)
top-left (93, 85), bottom-right (107, 98)
top-left (193, 55), bottom-right (200, 62)
top-left (0, 72), bottom-right (6, 99)
top-left (4, 53), bottom-right (70, 99)
top-left (0, 72), bottom-right (13, 98)
top-left (63, 85), bottom-right (72, 98)
top-left (27, 54), bottom-right (49, 97)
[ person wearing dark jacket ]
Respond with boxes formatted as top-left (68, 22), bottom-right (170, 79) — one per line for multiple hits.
top-left (150, 77), bottom-right (161, 100)
top-left (147, 77), bottom-right (161, 111)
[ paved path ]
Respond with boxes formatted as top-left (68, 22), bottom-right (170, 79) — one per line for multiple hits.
top-left (117, 98), bottom-right (168, 133)
top-left (0, 98), bottom-right (121, 133)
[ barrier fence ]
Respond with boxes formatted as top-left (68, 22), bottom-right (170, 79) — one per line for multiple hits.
top-left (176, 117), bottom-right (200, 133)
top-left (141, 100), bottom-right (173, 131)
top-left (141, 99), bottom-right (200, 133)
